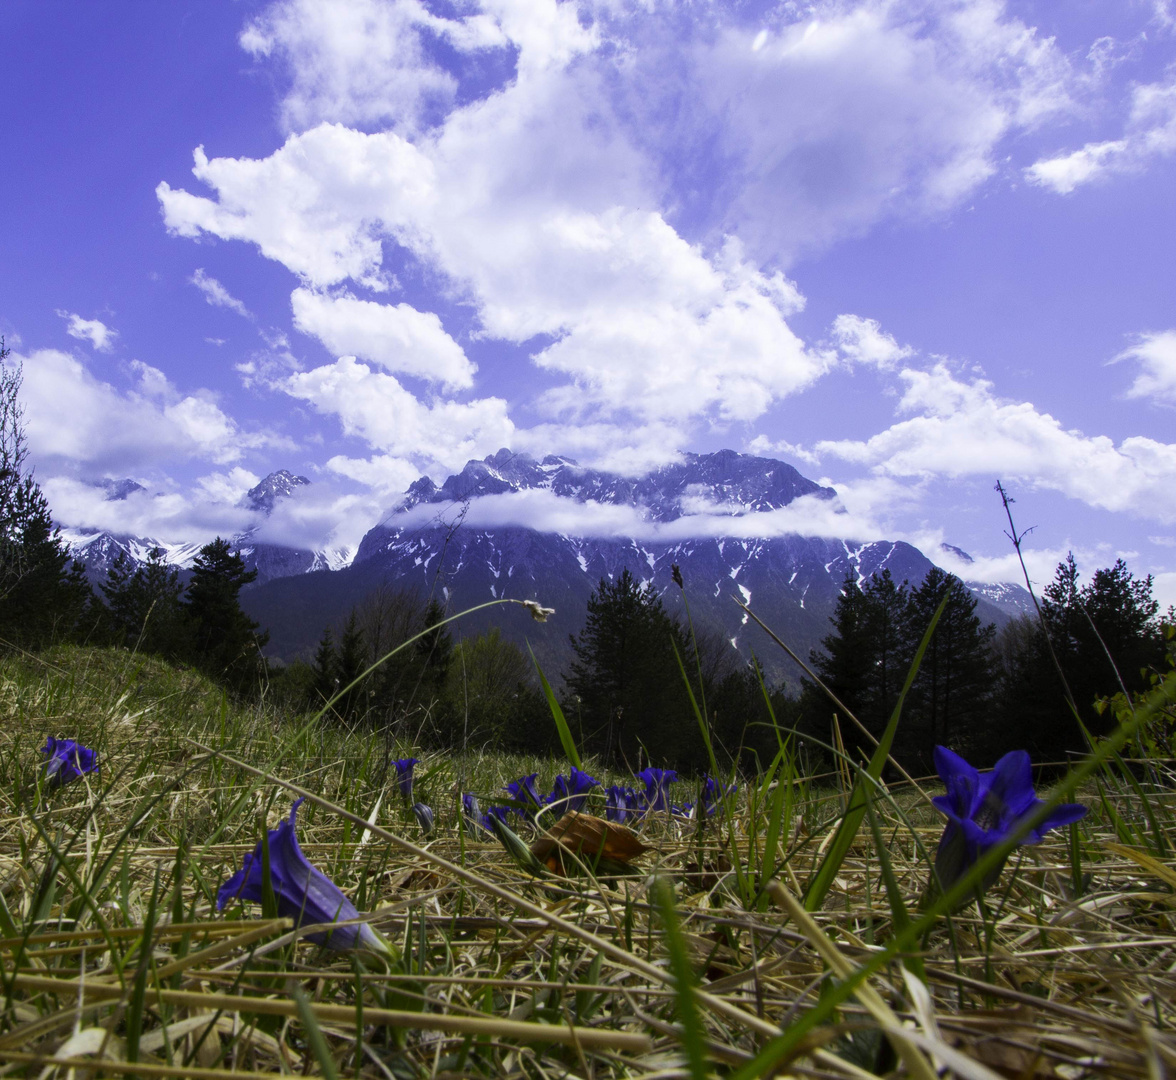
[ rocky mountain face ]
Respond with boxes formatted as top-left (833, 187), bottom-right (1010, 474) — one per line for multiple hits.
top-left (237, 449), bottom-right (1032, 682)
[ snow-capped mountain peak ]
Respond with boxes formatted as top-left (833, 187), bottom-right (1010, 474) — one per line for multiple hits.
top-left (244, 470), bottom-right (310, 514)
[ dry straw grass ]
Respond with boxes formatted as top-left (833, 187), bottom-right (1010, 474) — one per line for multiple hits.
top-left (0, 644), bottom-right (1173, 1078)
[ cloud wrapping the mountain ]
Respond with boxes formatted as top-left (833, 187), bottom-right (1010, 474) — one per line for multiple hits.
top-left (45, 478), bottom-right (257, 544)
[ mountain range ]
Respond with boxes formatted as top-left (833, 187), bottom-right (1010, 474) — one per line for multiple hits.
top-left (64, 450), bottom-right (1032, 683)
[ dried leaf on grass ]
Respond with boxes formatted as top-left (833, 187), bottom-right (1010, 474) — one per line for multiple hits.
top-left (530, 812), bottom-right (650, 876)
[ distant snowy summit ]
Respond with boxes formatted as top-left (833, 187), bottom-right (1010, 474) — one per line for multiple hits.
top-left (232, 447), bottom-right (1033, 667)
top-left (63, 470), bottom-right (317, 584)
top-left (243, 469), bottom-right (310, 514)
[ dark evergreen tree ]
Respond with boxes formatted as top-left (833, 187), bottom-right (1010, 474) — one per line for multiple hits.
top-left (416, 599), bottom-right (453, 690)
top-left (804, 570), bottom-right (911, 767)
top-left (0, 345), bottom-right (91, 648)
top-left (803, 575), bottom-right (875, 762)
top-left (566, 569), bottom-right (699, 769)
top-left (897, 567), bottom-right (995, 773)
top-left (309, 627), bottom-right (340, 712)
top-left (184, 537), bottom-right (268, 692)
top-left (998, 554), bottom-right (1165, 761)
top-left (335, 611), bottom-right (369, 722)
top-left (99, 547), bottom-right (188, 657)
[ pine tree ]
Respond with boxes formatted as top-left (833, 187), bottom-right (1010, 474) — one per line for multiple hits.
top-left (805, 570), bottom-right (911, 766)
top-left (336, 611), bottom-right (369, 722)
top-left (805, 575), bottom-right (874, 761)
top-left (185, 537), bottom-right (267, 692)
top-left (566, 569), bottom-right (697, 768)
top-left (417, 599), bottom-right (453, 689)
top-left (898, 567), bottom-right (995, 772)
top-left (0, 344), bottom-right (91, 648)
top-left (309, 627), bottom-right (340, 712)
top-left (1000, 554), bottom-right (1167, 759)
top-left (99, 547), bottom-right (188, 656)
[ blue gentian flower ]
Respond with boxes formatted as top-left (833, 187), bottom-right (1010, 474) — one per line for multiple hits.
top-left (932, 746), bottom-right (1087, 895)
top-left (41, 738), bottom-right (98, 786)
top-left (504, 773), bottom-right (544, 811)
top-left (461, 793), bottom-right (483, 837)
top-left (392, 757), bottom-right (419, 802)
top-left (700, 776), bottom-right (738, 817)
top-left (218, 799), bottom-right (390, 954)
top-left (480, 804), bottom-right (519, 832)
top-left (412, 802), bottom-right (434, 838)
top-left (636, 767), bottom-right (678, 812)
top-left (605, 785), bottom-right (639, 823)
top-left (546, 766), bottom-right (600, 814)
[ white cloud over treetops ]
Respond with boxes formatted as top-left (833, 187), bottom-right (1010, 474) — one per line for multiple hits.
top-left (290, 288), bottom-right (475, 389)
top-left (815, 362), bottom-right (1176, 521)
top-left (279, 355), bottom-right (513, 473)
top-left (157, 0), bottom-right (1079, 474)
top-left (117, 0), bottom-right (1176, 561)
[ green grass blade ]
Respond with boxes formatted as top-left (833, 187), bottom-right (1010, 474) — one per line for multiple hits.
top-left (653, 877), bottom-right (709, 1080)
top-left (803, 592), bottom-right (949, 912)
top-left (293, 985), bottom-right (341, 1080)
top-left (863, 783), bottom-right (924, 982)
top-left (529, 645), bottom-right (581, 769)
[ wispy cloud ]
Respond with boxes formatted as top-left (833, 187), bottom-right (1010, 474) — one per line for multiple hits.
top-left (815, 361), bottom-right (1176, 522)
top-left (56, 310), bottom-right (117, 351)
top-left (191, 268), bottom-right (252, 318)
top-left (1115, 330), bottom-right (1176, 402)
top-left (1026, 71), bottom-right (1176, 193)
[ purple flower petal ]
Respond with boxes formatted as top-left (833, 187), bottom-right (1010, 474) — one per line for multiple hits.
top-left (218, 799), bottom-right (388, 954)
top-left (932, 745), bottom-right (1088, 896)
top-left (41, 738), bottom-right (99, 787)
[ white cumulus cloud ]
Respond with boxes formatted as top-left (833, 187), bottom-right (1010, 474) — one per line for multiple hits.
top-left (13, 347), bottom-right (288, 473)
top-left (816, 362), bottom-right (1176, 521)
top-left (1026, 70), bottom-right (1176, 193)
top-left (291, 288), bottom-right (474, 389)
top-left (239, 0), bottom-right (508, 135)
top-left (831, 314), bottom-right (913, 369)
top-left (156, 0), bottom-right (1080, 468)
top-left (281, 355), bottom-right (513, 472)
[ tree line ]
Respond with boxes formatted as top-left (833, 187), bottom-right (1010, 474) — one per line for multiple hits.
top-left (803, 560), bottom-right (1169, 774)
top-left (3, 338), bottom-right (1170, 770)
top-left (0, 341), bottom-right (268, 692)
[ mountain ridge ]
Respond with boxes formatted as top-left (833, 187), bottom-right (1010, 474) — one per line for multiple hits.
top-left (61, 450), bottom-right (1033, 679)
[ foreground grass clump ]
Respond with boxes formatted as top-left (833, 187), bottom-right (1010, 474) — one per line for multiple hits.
top-left (0, 645), bottom-right (1174, 1078)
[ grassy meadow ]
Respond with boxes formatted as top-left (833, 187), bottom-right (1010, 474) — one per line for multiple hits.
top-left (0, 640), bottom-right (1173, 1079)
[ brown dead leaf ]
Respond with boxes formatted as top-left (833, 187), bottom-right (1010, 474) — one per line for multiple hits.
top-left (530, 813), bottom-right (650, 876)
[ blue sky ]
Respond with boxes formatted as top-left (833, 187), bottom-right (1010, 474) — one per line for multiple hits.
top-left (2, 0), bottom-right (1175, 605)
